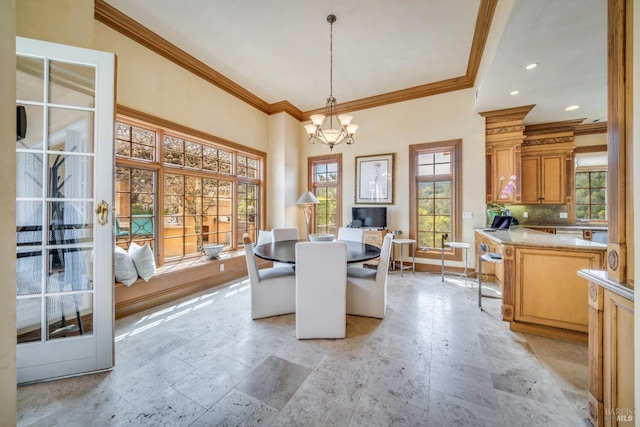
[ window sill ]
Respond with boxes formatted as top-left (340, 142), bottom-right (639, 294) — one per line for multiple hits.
top-left (115, 249), bottom-right (247, 288)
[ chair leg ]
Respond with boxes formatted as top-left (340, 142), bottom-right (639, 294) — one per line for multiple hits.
top-left (478, 253), bottom-right (483, 310)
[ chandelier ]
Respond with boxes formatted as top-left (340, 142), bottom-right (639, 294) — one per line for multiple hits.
top-left (304, 14), bottom-right (358, 151)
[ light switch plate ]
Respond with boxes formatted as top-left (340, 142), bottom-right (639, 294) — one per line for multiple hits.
top-left (559, 212), bottom-right (568, 219)
top-left (463, 211), bottom-right (473, 219)
top-left (523, 212), bottom-right (529, 218)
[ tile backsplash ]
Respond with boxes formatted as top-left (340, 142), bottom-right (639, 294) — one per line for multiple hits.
top-left (491, 204), bottom-right (568, 226)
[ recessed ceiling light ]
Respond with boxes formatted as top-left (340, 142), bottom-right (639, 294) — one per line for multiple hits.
top-left (525, 63), bottom-right (538, 70)
top-left (565, 105), bottom-right (580, 111)
top-left (510, 90), bottom-right (520, 95)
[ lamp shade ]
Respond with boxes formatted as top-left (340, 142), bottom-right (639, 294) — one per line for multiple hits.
top-left (297, 191), bottom-right (319, 205)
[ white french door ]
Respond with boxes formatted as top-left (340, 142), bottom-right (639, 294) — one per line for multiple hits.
top-left (16, 37), bottom-right (115, 383)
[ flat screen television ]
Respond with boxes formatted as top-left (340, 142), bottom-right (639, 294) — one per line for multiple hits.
top-left (352, 207), bottom-right (387, 229)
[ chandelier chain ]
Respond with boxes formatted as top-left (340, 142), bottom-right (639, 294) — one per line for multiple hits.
top-left (327, 13), bottom-right (336, 100)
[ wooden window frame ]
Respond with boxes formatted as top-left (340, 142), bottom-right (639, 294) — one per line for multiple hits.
top-left (115, 109), bottom-right (266, 265)
top-left (409, 139), bottom-right (462, 261)
top-left (575, 170), bottom-right (607, 222)
top-left (308, 154), bottom-right (342, 234)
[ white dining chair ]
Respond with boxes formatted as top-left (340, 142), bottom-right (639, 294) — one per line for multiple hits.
top-left (345, 233), bottom-right (393, 319)
top-left (256, 229), bottom-right (272, 246)
top-left (337, 227), bottom-right (364, 242)
top-left (243, 235), bottom-right (296, 320)
top-left (295, 241), bottom-right (347, 339)
top-left (337, 226), bottom-right (365, 267)
top-left (272, 227), bottom-right (299, 242)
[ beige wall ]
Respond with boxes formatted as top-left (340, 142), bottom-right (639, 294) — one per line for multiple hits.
top-left (93, 23), bottom-right (270, 151)
top-left (16, 0), bottom-right (94, 48)
top-left (267, 113), bottom-right (302, 231)
top-left (299, 88), bottom-right (487, 267)
top-left (1, 0), bottom-right (17, 423)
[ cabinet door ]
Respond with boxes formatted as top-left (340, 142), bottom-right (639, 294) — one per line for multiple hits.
top-left (521, 156), bottom-right (541, 203)
top-left (603, 289), bottom-right (634, 425)
top-left (540, 155), bottom-right (565, 204)
top-left (491, 145), bottom-right (518, 203)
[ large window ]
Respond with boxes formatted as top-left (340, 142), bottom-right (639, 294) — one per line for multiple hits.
top-left (115, 116), bottom-right (264, 264)
top-left (410, 140), bottom-right (461, 259)
top-left (575, 171), bottom-right (607, 220)
top-left (574, 151), bottom-right (607, 222)
top-left (308, 154), bottom-right (342, 234)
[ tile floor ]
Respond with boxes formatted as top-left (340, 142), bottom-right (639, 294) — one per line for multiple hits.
top-left (17, 272), bottom-right (589, 426)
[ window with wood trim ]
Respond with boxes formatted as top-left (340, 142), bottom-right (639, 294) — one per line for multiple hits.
top-left (410, 140), bottom-right (461, 258)
top-left (575, 171), bottom-right (607, 220)
top-left (574, 151), bottom-right (607, 222)
top-left (308, 154), bottom-right (342, 234)
top-left (115, 117), bottom-right (264, 265)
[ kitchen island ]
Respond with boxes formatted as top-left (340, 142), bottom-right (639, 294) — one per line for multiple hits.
top-left (475, 227), bottom-right (607, 342)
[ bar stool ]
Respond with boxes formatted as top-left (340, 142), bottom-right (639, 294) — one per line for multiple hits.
top-left (445, 241), bottom-right (471, 283)
top-left (477, 243), bottom-right (502, 310)
top-left (391, 239), bottom-right (415, 277)
top-left (440, 234), bottom-right (449, 282)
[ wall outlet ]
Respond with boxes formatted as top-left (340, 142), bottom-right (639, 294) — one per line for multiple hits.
top-left (220, 264), bottom-right (225, 272)
top-left (462, 211), bottom-right (473, 219)
top-left (523, 212), bottom-right (528, 218)
top-left (559, 212), bottom-right (568, 219)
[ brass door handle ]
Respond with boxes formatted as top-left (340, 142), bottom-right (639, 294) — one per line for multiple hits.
top-left (96, 200), bottom-right (109, 225)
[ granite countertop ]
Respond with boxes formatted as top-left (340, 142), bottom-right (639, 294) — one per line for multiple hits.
top-left (577, 269), bottom-right (634, 301)
top-left (523, 224), bottom-right (608, 231)
top-left (475, 227), bottom-right (608, 250)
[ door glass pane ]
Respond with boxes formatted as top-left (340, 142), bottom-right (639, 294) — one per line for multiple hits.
top-left (16, 153), bottom-right (43, 198)
top-left (16, 104), bottom-right (44, 149)
top-left (48, 108), bottom-right (94, 153)
top-left (17, 298), bottom-right (42, 344)
top-left (49, 61), bottom-right (95, 108)
top-left (47, 201), bottom-right (93, 244)
top-left (16, 250), bottom-right (42, 296)
top-left (46, 293), bottom-right (93, 340)
top-left (46, 248), bottom-right (93, 293)
top-left (16, 56), bottom-right (44, 102)
top-left (47, 154), bottom-right (93, 199)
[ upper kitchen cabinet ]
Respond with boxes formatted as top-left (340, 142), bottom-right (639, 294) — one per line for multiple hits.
top-left (480, 105), bottom-right (534, 204)
top-left (519, 121), bottom-right (580, 206)
top-left (520, 151), bottom-right (568, 204)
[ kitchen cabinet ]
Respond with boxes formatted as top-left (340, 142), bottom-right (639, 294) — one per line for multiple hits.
top-left (579, 270), bottom-right (634, 427)
top-left (474, 231), bottom-right (503, 281)
top-left (521, 153), bottom-right (566, 204)
top-left (488, 144), bottom-right (519, 203)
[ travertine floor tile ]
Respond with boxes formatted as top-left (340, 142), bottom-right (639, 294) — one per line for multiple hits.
top-left (17, 272), bottom-right (589, 426)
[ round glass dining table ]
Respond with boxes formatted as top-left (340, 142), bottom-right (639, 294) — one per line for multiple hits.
top-left (253, 240), bottom-right (381, 264)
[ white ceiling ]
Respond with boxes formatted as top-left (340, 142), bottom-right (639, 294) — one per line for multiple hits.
top-left (104, 0), bottom-right (607, 125)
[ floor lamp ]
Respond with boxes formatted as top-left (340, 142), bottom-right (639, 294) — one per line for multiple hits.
top-left (297, 191), bottom-right (319, 240)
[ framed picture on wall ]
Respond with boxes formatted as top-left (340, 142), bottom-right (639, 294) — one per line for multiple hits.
top-left (355, 153), bottom-right (394, 204)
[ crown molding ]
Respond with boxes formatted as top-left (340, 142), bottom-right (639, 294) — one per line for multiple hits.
top-left (96, 0), bottom-right (495, 120)
top-left (575, 122), bottom-right (608, 135)
top-left (574, 144), bottom-right (608, 153)
top-left (302, 75), bottom-right (474, 120)
top-left (479, 104), bottom-right (536, 122)
top-left (95, 0), bottom-right (271, 114)
top-left (268, 101), bottom-right (303, 121)
top-left (466, 0), bottom-right (498, 81)
top-left (524, 118), bottom-right (586, 136)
